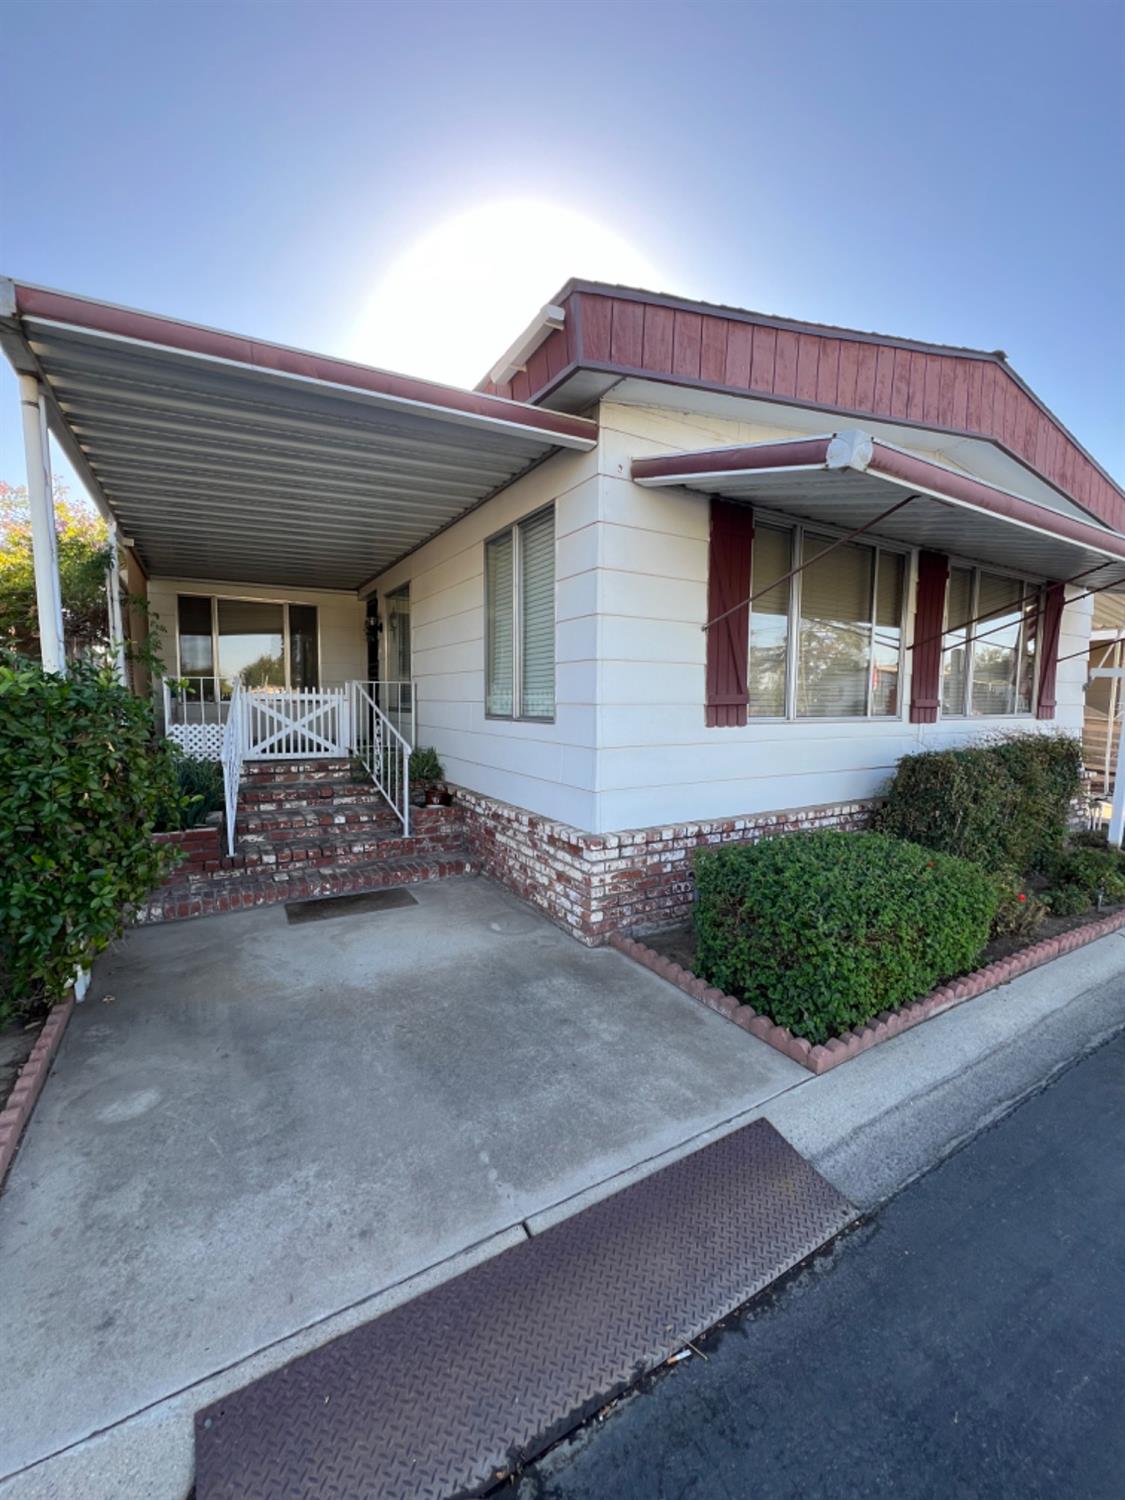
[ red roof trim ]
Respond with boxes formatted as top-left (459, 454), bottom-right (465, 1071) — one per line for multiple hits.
top-left (630, 434), bottom-right (1125, 567)
top-left (487, 285), bottom-right (1122, 529)
top-left (12, 284), bottom-right (598, 448)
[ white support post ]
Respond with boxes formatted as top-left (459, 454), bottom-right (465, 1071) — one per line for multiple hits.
top-left (18, 373), bottom-right (66, 673)
top-left (1111, 727), bottom-right (1125, 849)
top-left (105, 523), bottom-right (128, 686)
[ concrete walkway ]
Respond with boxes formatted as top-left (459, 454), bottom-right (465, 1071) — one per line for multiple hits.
top-left (0, 877), bottom-right (802, 1496)
top-left (3, 879), bottom-right (1124, 1499)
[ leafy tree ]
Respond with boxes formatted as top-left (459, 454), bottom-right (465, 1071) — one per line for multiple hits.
top-left (0, 478), bottom-right (111, 659)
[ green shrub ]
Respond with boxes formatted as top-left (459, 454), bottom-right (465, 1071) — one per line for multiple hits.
top-left (693, 830), bottom-right (998, 1045)
top-left (410, 745), bottom-right (444, 785)
top-left (1042, 884), bottom-right (1090, 918)
top-left (0, 654), bottom-right (181, 1018)
top-left (154, 751), bottom-right (223, 832)
top-left (874, 733), bottom-right (1083, 876)
top-left (1044, 845), bottom-right (1125, 907)
top-left (990, 870), bottom-right (1047, 940)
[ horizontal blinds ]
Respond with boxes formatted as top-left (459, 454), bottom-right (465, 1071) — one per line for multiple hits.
top-left (486, 533), bottom-right (514, 716)
top-left (872, 551), bottom-right (904, 716)
top-left (519, 508), bottom-right (555, 719)
top-left (796, 537), bottom-right (872, 717)
top-left (942, 566), bottom-right (973, 715)
top-left (748, 523), bottom-right (790, 718)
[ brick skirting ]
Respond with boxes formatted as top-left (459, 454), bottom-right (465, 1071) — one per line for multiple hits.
top-left (454, 787), bottom-right (873, 944)
top-left (153, 825), bottom-right (222, 882)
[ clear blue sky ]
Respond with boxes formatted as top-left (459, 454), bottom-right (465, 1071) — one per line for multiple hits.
top-left (1, 0), bottom-right (1122, 493)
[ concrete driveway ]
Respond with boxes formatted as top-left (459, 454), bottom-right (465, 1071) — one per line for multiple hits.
top-left (0, 876), bottom-right (802, 1496)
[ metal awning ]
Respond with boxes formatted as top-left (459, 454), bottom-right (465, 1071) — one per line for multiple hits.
top-left (632, 431), bottom-right (1125, 592)
top-left (0, 280), bottom-right (598, 591)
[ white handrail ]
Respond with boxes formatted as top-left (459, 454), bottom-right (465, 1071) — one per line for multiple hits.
top-left (221, 676), bottom-right (245, 857)
top-left (349, 680), bottom-right (412, 836)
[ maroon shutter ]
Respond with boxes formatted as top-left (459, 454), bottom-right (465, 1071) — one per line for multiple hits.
top-left (705, 499), bottom-right (753, 727)
top-left (1035, 582), bottom-right (1065, 720)
top-left (909, 550), bottom-right (949, 724)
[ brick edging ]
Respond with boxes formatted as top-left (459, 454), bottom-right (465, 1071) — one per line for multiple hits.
top-left (611, 906), bottom-right (1125, 1074)
top-left (0, 992), bottom-right (75, 1189)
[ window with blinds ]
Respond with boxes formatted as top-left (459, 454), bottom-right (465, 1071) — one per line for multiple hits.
top-left (942, 566), bottom-right (1038, 717)
top-left (745, 524), bottom-right (905, 719)
top-left (486, 506), bottom-right (555, 720)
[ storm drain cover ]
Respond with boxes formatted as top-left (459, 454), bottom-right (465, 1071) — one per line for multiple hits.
top-left (285, 887), bottom-right (419, 924)
top-left (194, 1120), bottom-right (856, 1499)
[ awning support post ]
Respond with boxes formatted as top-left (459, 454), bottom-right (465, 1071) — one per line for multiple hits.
top-left (18, 372), bottom-right (66, 674)
top-left (105, 523), bottom-right (128, 687)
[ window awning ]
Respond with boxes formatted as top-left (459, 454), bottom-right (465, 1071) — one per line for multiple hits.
top-left (0, 280), bottom-right (598, 591)
top-left (632, 430), bottom-right (1125, 592)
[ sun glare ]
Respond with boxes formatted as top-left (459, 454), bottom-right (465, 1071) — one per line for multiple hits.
top-left (349, 199), bottom-right (666, 389)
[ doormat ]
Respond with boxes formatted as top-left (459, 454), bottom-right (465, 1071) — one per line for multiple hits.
top-left (285, 888), bottom-right (419, 924)
top-left (195, 1119), bottom-right (856, 1499)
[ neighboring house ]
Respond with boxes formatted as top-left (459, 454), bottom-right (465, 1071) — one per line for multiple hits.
top-left (3, 276), bottom-right (1124, 939)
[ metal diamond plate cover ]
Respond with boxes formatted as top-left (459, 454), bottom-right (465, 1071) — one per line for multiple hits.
top-left (194, 1119), bottom-right (855, 1500)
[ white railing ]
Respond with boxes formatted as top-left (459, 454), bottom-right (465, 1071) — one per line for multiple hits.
top-left (243, 686), bottom-right (349, 760)
top-left (349, 680), bottom-right (412, 836)
top-left (221, 677), bottom-right (246, 857)
top-left (364, 679), bottom-right (415, 750)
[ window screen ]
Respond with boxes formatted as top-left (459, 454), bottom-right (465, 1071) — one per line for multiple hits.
top-left (748, 524), bottom-right (791, 718)
top-left (519, 508), bottom-right (555, 719)
top-left (942, 567), bottom-right (1037, 717)
top-left (177, 595), bottom-right (214, 699)
top-left (486, 509), bottom-right (555, 719)
top-left (486, 530), bottom-right (515, 716)
top-left (796, 537), bottom-right (873, 718)
top-left (942, 566), bottom-right (973, 716)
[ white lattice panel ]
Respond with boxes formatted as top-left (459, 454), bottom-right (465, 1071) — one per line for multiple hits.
top-left (168, 723), bottom-right (224, 760)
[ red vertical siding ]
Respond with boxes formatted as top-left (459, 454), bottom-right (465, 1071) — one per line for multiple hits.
top-left (723, 320), bottom-right (751, 386)
top-left (750, 326), bottom-right (777, 390)
top-left (1035, 582), bottom-right (1065, 720)
top-left (705, 499), bottom-right (753, 728)
top-left (642, 304), bottom-right (675, 369)
top-left (774, 331), bottom-right (798, 396)
top-left (580, 293), bottom-right (613, 363)
top-left (910, 551), bottom-right (949, 724)
top-left (610, 298), bottom-right (645, 367)
top-left (700, 315), bottom-right (729, 384)
top-left (672, 310), bottom-right (703, 379)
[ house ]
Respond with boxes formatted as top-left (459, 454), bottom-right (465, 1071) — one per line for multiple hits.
top-left (4, 276), bottom-right (1124, 939)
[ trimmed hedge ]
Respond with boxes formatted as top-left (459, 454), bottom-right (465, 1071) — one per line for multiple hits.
top-left (0, 654), bottom-right (182, 1018)
top-left (693, 830), bottom-right (998, 1045)
top-left (874, 733), bottom-right (1083, 876)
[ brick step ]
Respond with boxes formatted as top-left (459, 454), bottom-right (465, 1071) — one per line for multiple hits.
top-left (138, 851), bottom-right (477, 924)
top-left (234, 828), bottom-right (458, 869)
top-left (241, 757), bottom-right (354, 784)
top-left (238, 780), bottom-right (387, 810)
top-left (239, 805), bottom-right (402, 837)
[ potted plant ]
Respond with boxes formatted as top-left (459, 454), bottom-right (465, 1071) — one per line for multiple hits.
top-left (410, 746), bottom-right (450, 806)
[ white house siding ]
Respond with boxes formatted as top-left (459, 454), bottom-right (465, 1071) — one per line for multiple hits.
top-left (145, 577), bottom-right (367, 686)
top-left (366, 398), bottom-right (1091, 837)
top-left (589, 399), bottom-right (1091, 833)
top-left (370, 444), bottom-right (601, 829)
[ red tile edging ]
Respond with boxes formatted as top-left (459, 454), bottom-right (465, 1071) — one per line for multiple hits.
top-left (611, 906), bottom-right (1125, 1074)
top-left (0, 991), bottom-right (75, 1189)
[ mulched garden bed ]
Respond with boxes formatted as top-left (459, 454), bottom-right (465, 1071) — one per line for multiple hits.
top-left (613, 898), bottom-right (1125, 1076)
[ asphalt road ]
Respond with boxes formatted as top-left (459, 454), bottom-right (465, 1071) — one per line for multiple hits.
top-left (515, 1027), bottom-right (1125, 1500)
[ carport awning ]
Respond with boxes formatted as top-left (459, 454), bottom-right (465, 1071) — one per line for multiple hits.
top-left (0, 282), bottom-right (598, 591)
top-left (632, 431), bottom-right (1125, 591)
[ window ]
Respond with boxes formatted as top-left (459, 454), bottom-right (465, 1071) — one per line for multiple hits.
top-left (175, 596), bottom-right (318, 697)
top-left (942, 567), bottom-right (1039, 717)
top-left (385, 585), bottom-right (411, 681)
top-left (746, 523), bottom-right (905, 719)
top-left (486, 506), bottom-right (555, 720)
